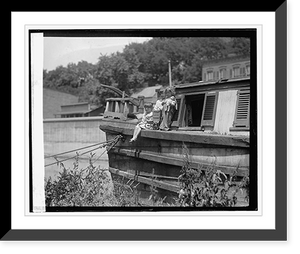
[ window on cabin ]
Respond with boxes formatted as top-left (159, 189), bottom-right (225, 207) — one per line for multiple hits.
top-left (184, 92), bottom-right (218, 128)
top-left (185, 94), bottom-right (205, 127)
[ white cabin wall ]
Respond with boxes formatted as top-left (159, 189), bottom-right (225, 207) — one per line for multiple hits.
top-left (214, 90), bottom-right (237, 134)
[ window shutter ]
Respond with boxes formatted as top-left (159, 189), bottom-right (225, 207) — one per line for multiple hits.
top-left (203, 73), bottom-right (206, 81)
top-left (230, 69), bottom-right (232, 78)
top-left (171, 96), bottom-right (184, 128)
top-left (233, 90), bottom-right (250, 127)
top-left (201, 92), bottom-right (218, 127)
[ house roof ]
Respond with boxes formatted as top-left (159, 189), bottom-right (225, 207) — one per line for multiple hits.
top-left (54, 110), bottom-right (89, 115)
top-left (55, 105), bottom-right (104, 116)
top-left (202, 55), bottom-right (250, 68)
top-left (175, 76), bottom-right (250, 90)
top-left (131, 85), bottom-right (162, 98)
top-left (61, 102), bottom-right (90, 107)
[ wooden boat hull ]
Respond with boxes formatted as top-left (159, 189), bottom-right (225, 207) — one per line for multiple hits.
top-left (99, 118), bottom-right (250, 200)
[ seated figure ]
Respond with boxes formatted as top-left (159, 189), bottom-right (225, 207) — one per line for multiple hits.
top-left (129, 103), bottom-right (154, 143)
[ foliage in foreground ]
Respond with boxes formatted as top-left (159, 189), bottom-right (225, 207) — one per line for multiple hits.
top-left (45, 156), bottom-right (115, 206)
top-left (177, 143), bottom-right (249, 207)
top-left (45, 155), bottom-right (160, 207)
top-left (45, 148), bottom-right (250, 207)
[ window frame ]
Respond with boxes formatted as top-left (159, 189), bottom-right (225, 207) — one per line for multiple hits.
top-left (219, 66), bottom-right (227, 79)
top-left (206, 68), bottom-right (214, 81)
top-left (176, 91), bottom-right (219, 130)
top-left (232, 65), bottom-right (240, 78)
top-left (246, 63), bottom-right (250, 76)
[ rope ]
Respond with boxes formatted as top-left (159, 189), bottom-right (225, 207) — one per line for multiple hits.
top-left (44, 140), bottom-right (109, 159)
top-left (91, 135), bottom-right (123, 165)
top-left (44, 135), bottom-right (123, 168)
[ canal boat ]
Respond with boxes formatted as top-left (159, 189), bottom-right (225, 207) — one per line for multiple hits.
top-left (98, 75), bottom-right (251, 201)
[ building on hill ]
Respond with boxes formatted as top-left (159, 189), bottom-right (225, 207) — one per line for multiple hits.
top-left (174, 54), bottom-right (251, 134)
top-left (43, 88), bottom-right (79, 119)
top-left (131, 85), bottom-right (162, 104)
top-left (202, 55), bottom-right (250, 82)
top-left (54, 102), bottom-right (105, 118)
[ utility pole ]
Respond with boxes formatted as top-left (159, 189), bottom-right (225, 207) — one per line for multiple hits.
top-left (168, 60), bottom-right (172, 87)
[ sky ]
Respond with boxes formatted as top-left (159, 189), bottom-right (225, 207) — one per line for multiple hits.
top-left (43, 37), bottom-right (151, 71)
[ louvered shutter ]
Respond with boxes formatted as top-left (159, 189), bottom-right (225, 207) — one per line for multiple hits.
top-left (201, 92), bottom-right (218, 127)
top-left (233, 90), bottom-right (250, 127)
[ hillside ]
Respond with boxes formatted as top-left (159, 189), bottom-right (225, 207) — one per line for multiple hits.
top-left (43, 37), bottom-right (250, 108)
top-left (43, 88), bottom-right (79, 119)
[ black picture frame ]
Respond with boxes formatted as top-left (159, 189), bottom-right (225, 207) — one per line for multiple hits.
top-left (5, 2), bottom-right (287, 241)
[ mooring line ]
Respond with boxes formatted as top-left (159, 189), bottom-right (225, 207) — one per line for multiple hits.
top-left (44, 136), bottom-right (122, 168)
top-left (44, 140), bottom-right (109, 159)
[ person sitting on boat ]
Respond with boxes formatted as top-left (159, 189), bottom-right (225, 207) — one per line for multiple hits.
top-left (129, 103), bottom-right (154, 143)
top-left (152, 89), bottom-right (165, 130)
top-left (159, 87), bottom-right (177, 131)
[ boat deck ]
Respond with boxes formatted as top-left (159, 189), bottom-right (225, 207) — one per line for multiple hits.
top-left (99, 118), bottom-right (250, 148)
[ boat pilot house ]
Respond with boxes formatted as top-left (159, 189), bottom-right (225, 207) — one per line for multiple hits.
top-left (99, 56), bottom-right (251, 202)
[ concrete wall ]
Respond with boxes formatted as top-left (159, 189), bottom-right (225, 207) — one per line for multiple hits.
top-left (44, 116), bottom-right (109, 180)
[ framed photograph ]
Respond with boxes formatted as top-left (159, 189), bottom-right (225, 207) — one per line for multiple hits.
top-left (6, 2), bottom-right (286, 241)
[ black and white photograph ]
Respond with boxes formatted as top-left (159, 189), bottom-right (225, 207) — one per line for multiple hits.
top-left (33, 30), bottom-right (257, 211)
top-left (7, 6), bottom-right (290, 244)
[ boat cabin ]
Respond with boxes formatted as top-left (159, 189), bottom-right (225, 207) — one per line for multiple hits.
top-left (103, 76), bottom-right (250, 137)
top-left (173, 76), bottom-right (250, 136)
top-left (99, 55), bottom-right (251, 201)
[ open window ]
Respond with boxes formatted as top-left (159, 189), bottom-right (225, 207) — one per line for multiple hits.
top-left (179, 92), bottom-right (218, 130)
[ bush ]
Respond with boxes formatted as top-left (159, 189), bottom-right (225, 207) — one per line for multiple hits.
top-left (45, 155), bottom-right (115, 206)
top-left (45, 147), bottom-right (249, 207)
top-left (177, 143), bottom-right (249, 207)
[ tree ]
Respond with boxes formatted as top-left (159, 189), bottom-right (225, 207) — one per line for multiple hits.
top-left (230, 37), bottom-right (250, 55)
top-left (43, 37), bottom-right (250, 106)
